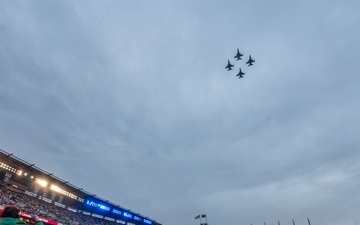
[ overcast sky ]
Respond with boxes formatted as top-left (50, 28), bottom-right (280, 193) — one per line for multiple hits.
top-left (1, 1), bottom-right (360, 225)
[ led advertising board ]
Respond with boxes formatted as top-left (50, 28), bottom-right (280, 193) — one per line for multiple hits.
top-left (83, 197), bottom-right (152, 225)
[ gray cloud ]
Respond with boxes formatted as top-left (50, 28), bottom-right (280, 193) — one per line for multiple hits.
top-left (1, 0), bottom-right (360, 225)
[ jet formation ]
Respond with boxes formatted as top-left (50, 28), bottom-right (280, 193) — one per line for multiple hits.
top-left (225, 48), bottom-right (255, 79)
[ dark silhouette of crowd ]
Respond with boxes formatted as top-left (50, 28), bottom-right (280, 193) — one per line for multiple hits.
top-left (0, 185), bottom-right (122, 225)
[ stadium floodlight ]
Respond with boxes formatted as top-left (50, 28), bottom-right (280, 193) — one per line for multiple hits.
top-left (51, 185), bottom-right (61, 192)
top-left (36, 178), bottom-right (48, 187)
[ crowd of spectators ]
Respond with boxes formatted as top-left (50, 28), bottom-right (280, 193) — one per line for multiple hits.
top-left (0, 185), bottom-right (122, 225)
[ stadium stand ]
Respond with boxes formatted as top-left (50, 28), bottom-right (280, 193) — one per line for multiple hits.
top-left (0, 149), bottom-right (160, 225)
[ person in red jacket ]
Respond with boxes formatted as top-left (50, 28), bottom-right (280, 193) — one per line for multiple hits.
top-left (0, 205), bottom-right (43, 225)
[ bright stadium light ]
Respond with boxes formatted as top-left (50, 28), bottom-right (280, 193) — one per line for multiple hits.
top-left (51, 185), bottom-right (61, 192)
top-left (0, 163), bottom-right (16, 173)
top-left (36, 178), bottom-right (48, 187)
top-left (51, 185), bottom-right (78, 199)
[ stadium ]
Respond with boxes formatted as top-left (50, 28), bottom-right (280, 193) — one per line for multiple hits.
top-left (0, 148), bottom-right (161, 225)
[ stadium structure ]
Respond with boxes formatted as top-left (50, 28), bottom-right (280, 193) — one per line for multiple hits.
top-left (0, 148), bottom-right (161, 225)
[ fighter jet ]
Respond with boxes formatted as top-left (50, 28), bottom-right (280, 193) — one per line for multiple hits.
top-left (234, 49), bottom-right (243, 60)
top-left (246, 55), bottom-right (255, 66)
top-left (225, 60), bottom-right (234, 71)
top-left (236, 68), bottom-right (245, 78)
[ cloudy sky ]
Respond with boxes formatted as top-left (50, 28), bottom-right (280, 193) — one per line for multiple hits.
top-left (1, 0), bottom-right (360, 225)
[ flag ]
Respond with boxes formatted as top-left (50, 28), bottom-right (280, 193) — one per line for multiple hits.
top-left (195, 215), bottom-right (200, 219)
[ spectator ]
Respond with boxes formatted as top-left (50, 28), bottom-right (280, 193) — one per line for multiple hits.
top-left (0, 205), bottom-right (43, 225)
